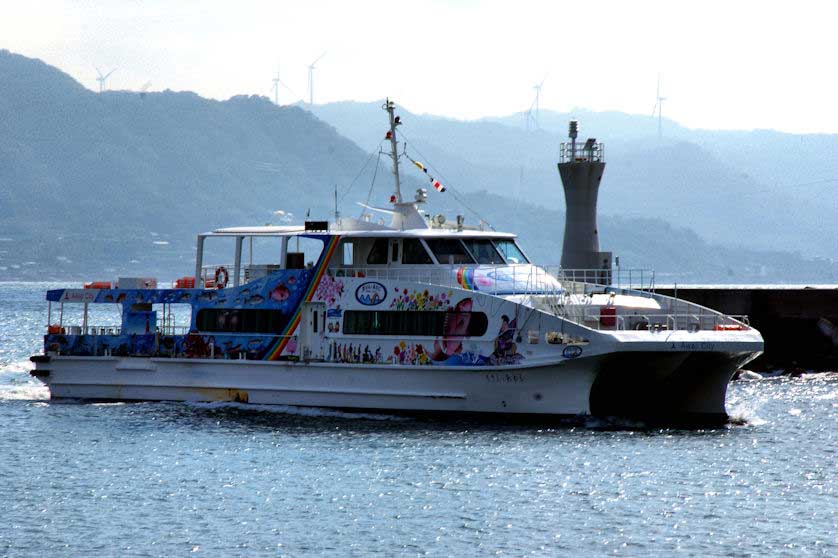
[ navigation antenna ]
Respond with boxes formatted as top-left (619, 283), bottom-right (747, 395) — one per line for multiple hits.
top-left (383, 98), bottom-right (402, 203)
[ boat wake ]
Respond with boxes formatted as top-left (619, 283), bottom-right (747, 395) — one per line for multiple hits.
top-left (0, 358), bottom-right (34, 374)
top-left (183, 400), bottom-right (411, 422)
top-left (726, 412), bottom-right (767, 427)
top-left (727, 387), bottom-right (769, 427)
top-left (0, 359), bottom-right (50, 401)
top-left (0, 383), bottom-right (50, 401)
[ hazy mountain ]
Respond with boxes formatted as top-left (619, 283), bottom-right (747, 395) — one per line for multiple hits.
top-left (0, 50), bottom-right (370, 278)
top-left (0, 50), bottom-right (834, 283)
top-left (309, 102), bottom-right (838, 258)
top-left (441, 191), bottom-right (836, 284)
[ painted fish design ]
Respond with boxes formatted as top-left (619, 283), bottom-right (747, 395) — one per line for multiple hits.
top-left (270, 283), bottom-right (290, 302)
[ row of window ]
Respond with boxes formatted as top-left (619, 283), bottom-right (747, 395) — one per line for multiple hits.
top-left (364, 237), bottom-right (529, 266)
top-left (196, 309), bottom-right (290, 333)
top-left (343, 310), bottom-right (488, 337)
top-left (195, 308), bottom-right (489, 337)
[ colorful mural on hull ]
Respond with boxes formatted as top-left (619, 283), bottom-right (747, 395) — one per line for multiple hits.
top-left (327, 342), bottom-right (384, 364)
top-left (452, 265), bottom-right (563, 294)
top-left (44, 332), bottom-right (282, 361)
top-left (264, 235), bottom-right (341, 360)
top-left (43, 235), bottom-right (543, 368)
top-left (390, 287), bottom-right (453, 311)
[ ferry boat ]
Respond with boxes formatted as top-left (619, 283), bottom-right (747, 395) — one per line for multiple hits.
top-left (30, 100), bottom-right (764, 425)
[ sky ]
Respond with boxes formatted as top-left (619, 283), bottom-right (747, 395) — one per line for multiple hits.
top-left (2, 0), bottom-right (836, 134)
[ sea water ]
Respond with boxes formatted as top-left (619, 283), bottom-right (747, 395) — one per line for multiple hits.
top-left (1, 283), bottom-right (835, 557)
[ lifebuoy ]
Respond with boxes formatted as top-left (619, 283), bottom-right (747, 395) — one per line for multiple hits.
top-left (214, 266), bottom-right (229, 289)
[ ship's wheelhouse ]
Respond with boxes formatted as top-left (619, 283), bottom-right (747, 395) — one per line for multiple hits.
top-left (193, 225), bottom-right (533, 290)
top-left (332, 232), bottom-right (530, 270)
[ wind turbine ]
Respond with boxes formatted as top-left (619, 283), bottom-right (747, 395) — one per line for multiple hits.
top-left (307, 52), bottom-right (326, 105)
top-left (95, 67), bottom-right (117, 93)
top-left (139, 81), bottom-right (152, 99)
top-left (270, 69), bottom-right (298, 105)
top-left (652, 74), bottom-right (666, 140)
top-left (272, 69), bottom-right (283, 105)
top-left (524, 75), bottom-right (547, 131)
top-left (532, 76), bottom-right (547, 130)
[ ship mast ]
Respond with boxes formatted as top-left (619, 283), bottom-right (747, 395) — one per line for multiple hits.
top-left (383, 98), bottom-right (402, 203)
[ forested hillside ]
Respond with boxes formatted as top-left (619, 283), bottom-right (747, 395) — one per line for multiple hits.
top-left (0, 50), bottom-right (834, 283)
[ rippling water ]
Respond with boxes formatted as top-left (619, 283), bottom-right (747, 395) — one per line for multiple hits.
top-left (1, 283), bottom-right (836, 556)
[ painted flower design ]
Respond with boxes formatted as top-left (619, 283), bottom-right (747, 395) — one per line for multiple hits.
top-left (314, 275), bottom-right (345, 305)
top-left (389, 288), bottom-right (452, 311)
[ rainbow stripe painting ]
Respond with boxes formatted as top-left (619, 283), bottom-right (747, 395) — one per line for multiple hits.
top-left (456, 266), bottom-right (477, 291)
top-left (264, 235), bottom-right (341, 360)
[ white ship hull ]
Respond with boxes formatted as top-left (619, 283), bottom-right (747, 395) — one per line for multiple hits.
top-left (32, 337), bottom-right (760, 425)
top-left (35, 356), bottom-right (596, 415)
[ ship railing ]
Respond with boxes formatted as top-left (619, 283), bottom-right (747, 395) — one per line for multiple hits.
top-left (159, 325), bottom-right (191, 336)
top-left (46, 324), bottom-right (192, 336)
top-left (329, 264), bottom-right (571, 296)
top-left (555, 280), bottom-right (751, 332)
top-left (51, 324), bottom-right (122, 336)
top-left (555, 268), bottom-right (656, 292)
top-left (197, 263), bottom-right (657, 295)
top-left (536, 267), bottom-right (750, 332)
top-left (570, 310), bottom-right (752, 332)
top-left (329, 265), bottom-right (656, 294)
top-left (327, 265), bottom-right (667, 319)
top-left (199, 264), bottom-right (235, 288)
top-left (44, 330), bottom-right (301, 359)
top-left (199, 263), bottom-right (292, 288)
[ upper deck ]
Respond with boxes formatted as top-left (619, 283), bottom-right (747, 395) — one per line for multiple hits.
top-left (195, 206), bottom-right (534, 290)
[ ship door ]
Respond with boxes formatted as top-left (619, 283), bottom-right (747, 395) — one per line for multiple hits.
top-left (300, 302), bottom-right (326, 361)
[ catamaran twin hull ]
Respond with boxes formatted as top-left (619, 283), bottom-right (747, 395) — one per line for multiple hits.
top-left (31, 258), bottom-right (762, 426)
top-left (33, 346), bottom-right (757, 426)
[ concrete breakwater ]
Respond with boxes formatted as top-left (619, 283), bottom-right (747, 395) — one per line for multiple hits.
top-left (656, 285), bottom-right (838, 371)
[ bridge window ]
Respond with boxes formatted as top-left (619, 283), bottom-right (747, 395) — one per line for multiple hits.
top-left (402, 239), bottom-right (433, 264)
top-left (425, 238), bottom-right (475, 265)
top-left (493, 239), bottom-right (529, 264)
top-left (462, 239), bottom-right (505, 264)
top-left (366, 238), bottom-right (388, 264)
